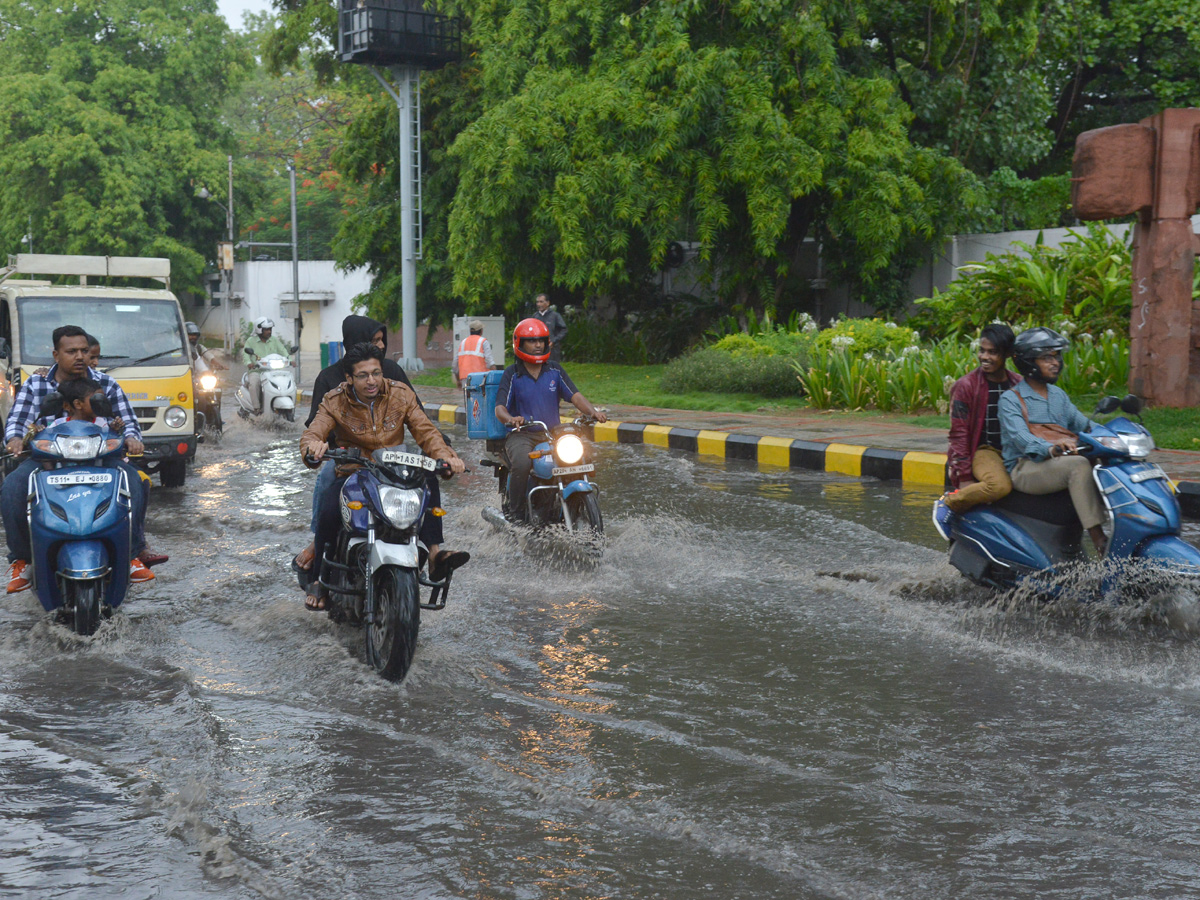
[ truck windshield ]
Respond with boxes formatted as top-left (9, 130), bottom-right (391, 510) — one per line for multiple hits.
top-left (18, 297), bottom-right (187, 367)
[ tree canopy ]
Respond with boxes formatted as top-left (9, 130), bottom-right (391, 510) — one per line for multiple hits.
top-left (0, 0), bottom-right (249, 292)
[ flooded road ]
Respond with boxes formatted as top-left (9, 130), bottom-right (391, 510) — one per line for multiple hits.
top-left (3, 416), bottom-right (1200, 898)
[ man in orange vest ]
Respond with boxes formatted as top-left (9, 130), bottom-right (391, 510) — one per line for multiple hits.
top-left (453, 320), bottom-right (496, 387)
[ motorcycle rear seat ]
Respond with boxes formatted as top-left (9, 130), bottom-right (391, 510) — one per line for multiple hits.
top-left (991, 489), bottom-right (1080, 527)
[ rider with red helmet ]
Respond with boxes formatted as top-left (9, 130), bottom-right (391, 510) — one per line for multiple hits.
top-left (494, 318), bottom-right (607, 522)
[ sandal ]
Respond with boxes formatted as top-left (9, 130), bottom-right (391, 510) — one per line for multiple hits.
top-left (291, 544), bottom-right (315, 574)
top-left (430, 549), bottom-right (470, 582)
top-left (304, 592), bottom-right (326, 611)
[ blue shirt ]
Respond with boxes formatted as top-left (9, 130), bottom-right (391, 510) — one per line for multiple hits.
top-left (496, 362), bottom-right (578, 431)
top-left (998, 379), bottom-right (1094, 471)
top-left (5, 365), bottom-right (141, 443)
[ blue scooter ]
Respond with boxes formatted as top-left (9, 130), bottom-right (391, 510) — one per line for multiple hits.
top-left (935, 395), bottom-right (1200, 602)
top-left (25, 396), bottom-right (136, 635)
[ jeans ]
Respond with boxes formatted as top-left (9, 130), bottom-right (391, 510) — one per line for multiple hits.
top-left (309, 460), bottom-right (336, 533)
top-left (2, 459), bottom-right (147, 562)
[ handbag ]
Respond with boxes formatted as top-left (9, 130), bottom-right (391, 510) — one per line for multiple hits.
top-left (1017, 393), bottom-right (1078, 451)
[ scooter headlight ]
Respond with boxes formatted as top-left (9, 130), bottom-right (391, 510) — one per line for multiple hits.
top-left (1122, 432), bottom-right (1155, 459)
top-left (378, 486), bottom-right (423, 529)
top-left (1097, 436), bottom-right (1129, 453)
top-left (55, 435), bottom-right (103, 460)
top-left (199, 373), bottom-right (218, 391)
top-left (555, 433), bottom-right (585, 465)
top-left (263, 358), bottom-right (287, 370)
top-left (164, 406), bottom-right (187, 429)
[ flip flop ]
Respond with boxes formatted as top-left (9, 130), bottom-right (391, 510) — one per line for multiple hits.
top-left (291, 546), bottom-right (315, 574)
top-left (430, 549), bottom-right (470, 582)
top-left (304, 593), bottom-right (326, 611)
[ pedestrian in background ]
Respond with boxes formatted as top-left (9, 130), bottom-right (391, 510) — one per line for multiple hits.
top-left (453, 319), bottom-right (496, 388)
top-left (533, 293), bottom-right (567, 363)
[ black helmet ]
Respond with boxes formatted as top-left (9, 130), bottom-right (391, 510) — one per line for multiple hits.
top-left (1012, 327), bottom-right (1069, 380)
top-left (185, 321), bottom-right (200, 337)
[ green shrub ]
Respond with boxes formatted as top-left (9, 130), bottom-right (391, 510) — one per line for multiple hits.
top-left (710, 333), bottom-right (774, 358)
top-left (661, 349), bottom-right (802, 397)
top-left (813, 318), bottom-right (919, 357)
top-left (912, 224), bottom-right (1138, 340)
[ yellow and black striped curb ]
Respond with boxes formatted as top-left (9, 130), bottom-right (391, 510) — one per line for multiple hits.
top-left (424, 403), bottom-right (948, 487)
top-left (424, 401), bottom-right (1200, 516)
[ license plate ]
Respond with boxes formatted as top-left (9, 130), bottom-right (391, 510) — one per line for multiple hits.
top-left (1131, 466), bottom-right (1167, 483)
top-left (552, 464), bottom-right (595, 476)
top-left (46, 472), bottom-right (113, 486)
top-left (378, 450), bottom-right (436, 471)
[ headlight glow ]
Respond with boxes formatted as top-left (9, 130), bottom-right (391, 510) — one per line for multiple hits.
top-left (199, 373), bottom-right (217, 391)
top-left (378, 486), bottom-right (423, 529)
top-left (164, 406), bottom-right (187, 429)
top-left (264, 358), bottom-right (287, 370)
top-left (555, 433), bottom-right (585, 465)
top-left (55, 435), bottom-right (103, 460)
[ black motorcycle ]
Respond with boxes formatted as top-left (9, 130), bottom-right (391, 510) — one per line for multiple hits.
top-left (301, 446), bottom-right (463, 682)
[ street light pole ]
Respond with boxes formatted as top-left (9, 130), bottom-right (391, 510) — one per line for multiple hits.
top-left (288, 161), bottom-right (301, 387)
top-left (226, 154), bottom-right (235, 353)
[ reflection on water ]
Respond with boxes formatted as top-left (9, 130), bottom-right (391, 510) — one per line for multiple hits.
top-left (1, 413), bottom-right (1199, 898)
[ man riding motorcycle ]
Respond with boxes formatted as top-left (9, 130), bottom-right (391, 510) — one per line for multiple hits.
top-left (299, 341), bottom-right (468, 612)
top-left (998, 326), bottom-right (1108, 556)
top-left (242, 317), bottom-right (292, 408)
top-left (493, 318), bottom-right (606, 523)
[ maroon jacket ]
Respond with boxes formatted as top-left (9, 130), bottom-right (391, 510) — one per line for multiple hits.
top-left (947, 367), bottom-right (1022, 488)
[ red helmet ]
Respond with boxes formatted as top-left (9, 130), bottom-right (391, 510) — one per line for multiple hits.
top-left (513, 317), bottom-right (550, 364)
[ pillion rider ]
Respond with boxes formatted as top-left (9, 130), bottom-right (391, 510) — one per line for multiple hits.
top-left (938, 324), bottom-right (1022, 520)
top-left (299, 341), bottom-right (468, 612)
top-left (2, 325), bottom-right (156, 593)
top-left (998, 327), bottom-right (1109, 557)
top-left (493, 318), bottom-right (606, 523)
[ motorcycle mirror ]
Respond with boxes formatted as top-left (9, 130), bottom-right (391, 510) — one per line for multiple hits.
top-left (39, 391), bottom-right (64, 419)
top-left (1093, 396), bottom-right (1120, 415)
top-left (291, 345), bottom-right (300, 354)
top-left (1120, 394), bottom-right (1143, 416)
top-left (89, 391), bottom-right (113, 419)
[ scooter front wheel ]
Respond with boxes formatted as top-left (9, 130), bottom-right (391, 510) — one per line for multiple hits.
top-left (67, 577), bottom-right (104, 636)
top-left (365, 567), bottom-right (421, 682)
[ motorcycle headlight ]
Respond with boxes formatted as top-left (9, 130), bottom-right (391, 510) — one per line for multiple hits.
top-left (164, 406), bottom-right (187, 429)
top-left (1097, 436), bottom-right (1128, 453)
top-left (555, 433), bottom-right (585, 465)
top-left (55, 435), bottom-right (103, 460)
top-left (264, 359), bottom-right (286, 370)
top-left (378, 486), bottom-right (423, 529)
top-left (1122, 432), bottom-right (1155, 459)
top-left (199, 373), bottom-right (217, 391)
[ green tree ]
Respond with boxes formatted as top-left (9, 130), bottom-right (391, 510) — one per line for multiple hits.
top-left (0, 0), bottom-right (251, 292)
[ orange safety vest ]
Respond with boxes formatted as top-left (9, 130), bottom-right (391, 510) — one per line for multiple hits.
top-left (456, 333), bottom-right (489, 378)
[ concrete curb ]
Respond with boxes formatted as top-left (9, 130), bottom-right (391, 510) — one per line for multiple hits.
top-left (423, 400), bottom-right (1200, 519)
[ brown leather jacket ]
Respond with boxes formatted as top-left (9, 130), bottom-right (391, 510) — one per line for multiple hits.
top-left (300, 378), bottom-right (455, 475)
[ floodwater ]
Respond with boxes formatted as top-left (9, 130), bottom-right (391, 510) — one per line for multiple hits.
top-left (3, 414), bottom-right (1200, 899)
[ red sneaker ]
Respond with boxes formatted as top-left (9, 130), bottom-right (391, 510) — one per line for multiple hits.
top-left (129, 558), bottom-right (156, 583)
top-left (6, 560), bottom-right (29, 594)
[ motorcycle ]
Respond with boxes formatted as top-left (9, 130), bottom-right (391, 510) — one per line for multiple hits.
top-left (479, 417), bottom-right (604, 558)
top-left (24, 395), bottom-right (139, 635)
top-left (235, 353), bottom-right (296, 422)
top-left (934, 394), bottom-right (1200, 609)
top-left (194, 356), bottom-right (223, 437)
top-left (302, 446), bottom-right (463, 682)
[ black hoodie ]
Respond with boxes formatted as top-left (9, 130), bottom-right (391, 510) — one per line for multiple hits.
top-left (306, 314), bottom-right (416, 427)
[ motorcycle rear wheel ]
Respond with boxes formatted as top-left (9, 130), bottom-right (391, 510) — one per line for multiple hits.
top-left (67, 578), bottom-right (103, 636)
top-left (365, 567), bottom-right (421, 682)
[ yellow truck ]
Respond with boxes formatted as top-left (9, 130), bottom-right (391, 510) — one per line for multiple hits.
top-left (0, 254), bottom-right (198, 487)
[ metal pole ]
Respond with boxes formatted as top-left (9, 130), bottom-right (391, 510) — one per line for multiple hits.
top-left (397, 65), bottom-right (418, 369)
top-left (226, 154), bottom-right (235, 352)
top-left (289, 162), bottom-right (301, 387)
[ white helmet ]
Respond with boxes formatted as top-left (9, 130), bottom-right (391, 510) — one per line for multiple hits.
top-left (254, 317), bottom-right (275, 337)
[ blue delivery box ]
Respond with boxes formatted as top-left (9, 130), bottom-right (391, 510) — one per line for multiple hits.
top-left (465, 370), bottom-right (506, 440)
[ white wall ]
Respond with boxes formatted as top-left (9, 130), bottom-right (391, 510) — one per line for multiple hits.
top-left (228, 260), bottom-right (371, 344)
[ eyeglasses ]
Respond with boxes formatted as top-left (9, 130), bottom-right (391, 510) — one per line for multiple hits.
top-left (351, 369), bottom-right (383, 382)
top-left (1035, 353), bottom-right (1062, 363)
